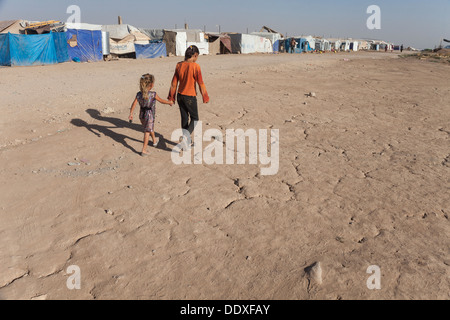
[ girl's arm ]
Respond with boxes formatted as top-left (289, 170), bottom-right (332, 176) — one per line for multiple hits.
top-left (155, 94), bottom-right (174, 106)
top-left (129, 98), bottom-right (138, 121)
top-left (168, 65), bottom-right (179, 102)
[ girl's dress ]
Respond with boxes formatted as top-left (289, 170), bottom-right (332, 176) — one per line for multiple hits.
top-left (136, 91), bottom-right (156, 133)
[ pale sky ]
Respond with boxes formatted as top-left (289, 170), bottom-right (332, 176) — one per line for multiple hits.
top-left (1, 0), bottom-right (449, 49)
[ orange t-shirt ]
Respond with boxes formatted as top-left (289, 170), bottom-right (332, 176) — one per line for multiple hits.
top-left (168, 61), bottom-right (209, 103)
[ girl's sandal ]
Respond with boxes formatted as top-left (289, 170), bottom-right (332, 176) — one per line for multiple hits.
top-left (153, 138), bottom-right (160, 148)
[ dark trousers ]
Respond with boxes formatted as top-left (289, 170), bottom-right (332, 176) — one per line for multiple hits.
top-left (177, 94), bottom-right (199, 135)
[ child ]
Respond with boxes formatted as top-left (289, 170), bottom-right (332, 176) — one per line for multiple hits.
top-left (129, 74), bottom-right (173, 156)
top-left (168, 45), bottom-right (209, 146)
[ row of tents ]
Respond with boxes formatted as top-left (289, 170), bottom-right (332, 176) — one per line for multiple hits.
top-left (0, 19), bottom-right (397, 67)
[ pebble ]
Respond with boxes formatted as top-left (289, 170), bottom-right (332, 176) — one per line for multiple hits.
top-left (305, 262), bottom-right (323, 285)
top-left (106, 209), bottom-right (114, 216)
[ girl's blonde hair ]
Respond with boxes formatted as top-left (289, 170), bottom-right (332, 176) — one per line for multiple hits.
top-left (140, 74), bottom-right (155, 101)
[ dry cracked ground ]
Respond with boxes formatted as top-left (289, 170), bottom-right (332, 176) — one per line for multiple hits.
top-left (0, 52), bottom-right (449, 300)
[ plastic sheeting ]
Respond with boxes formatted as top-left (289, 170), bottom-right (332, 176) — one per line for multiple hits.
top-left (0, 32), bottom-right (69, 66)
top-left (251, 32), bottom-right (282, 52)
top-left (229, 34), bottom-right (273, 54)
top-left (187, 42), bottom-right (209, 55)
top-left (135, 42), bottom-right (167, 59)
top-left (66, 29), bottom-right (103, 62)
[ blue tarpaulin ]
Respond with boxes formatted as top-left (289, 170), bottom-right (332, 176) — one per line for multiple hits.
top-left (135, 42), bottom-right (167, 59)
top-left (66, 29), bottom-right (102, 62)
top-left (0, 32), bottom-right (69, 66)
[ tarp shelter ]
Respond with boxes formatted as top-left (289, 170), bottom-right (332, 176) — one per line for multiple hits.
top-left (0, 32), bottom-right (69, 66)
top-left (340, 40), bottom-right (350, 51)
top-left (206, 33), bottom-right (232, 55)
top-left (135, 43), bottom-right (167, 59)
top-left (251, 32), bottom-right (282, 52)
top-left (102, 24), bottom-right (151, 56)
top-left (349, 41), bottom-right (359, 51)
top-left (163, 29), bottom-right (208, 56)
top-left (66, 23), bottom-right (103, 62)
top-left (229, 33), bottom-right (273, 54)
top-left (138, 28), bottom-right (164, 42)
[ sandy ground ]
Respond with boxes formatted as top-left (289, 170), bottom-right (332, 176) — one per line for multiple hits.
top-left (0, 51), bottom-right (449, 300)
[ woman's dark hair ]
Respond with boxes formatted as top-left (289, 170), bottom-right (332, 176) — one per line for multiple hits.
top-left (185, 45), bottom-right (200, 61)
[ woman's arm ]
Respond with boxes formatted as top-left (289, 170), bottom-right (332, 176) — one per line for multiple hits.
top-left (129, 98), bottom-right (138, 121)
top-left (155, 94), bottom-right (173, 106)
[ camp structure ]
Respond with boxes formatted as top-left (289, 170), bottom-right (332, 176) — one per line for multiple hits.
top-left (228, 33), bottom-right (273, 54)
top-left (0, 20), bottom-right (26, 34)
top-left (327, 38), bottom-right (342, 51)
top-left (251, 32), bottom-right (282, 53)
top-left (24, 20), bottom-right (65, 34)
top-left (66, 23), bottom-right (103, 62)
top-left (0, 31), bottom-right (69, 66)
top-left (163, 29), bottom-right (208, 56)
top-left (340, 40), bottom-right (351, 51)
top-left (206, 33), bottom-right (232, 55)
top-left (135, 42), bottom-right (167, 59)
top-left (102, 24), bottom-right (154, 57)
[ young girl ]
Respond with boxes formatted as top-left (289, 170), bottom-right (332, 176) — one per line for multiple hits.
top-left (129, 74), bottom-right (173, 156)
top-left (168, 45), bottom-right (209, 146)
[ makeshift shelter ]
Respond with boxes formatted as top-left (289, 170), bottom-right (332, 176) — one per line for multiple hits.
top-left (328, 39), bottom-right (342, 51)
top-left (340, 40), bottom-right (351, 51)
top-left (102, 24), bottom-right (152, 56)
top-left (135, 43), bottom-right (167, 59)
top-left (0, 32), bottom-right (69, 66)
top-left (164, 29), bottom-right (208, 56)
top-left (349, 41), bottom-right (359, 51)
top-left (66, 23), bottom-right (103, 62)
top-left (251, 32), bottom-right (282, 52)
top-left (206, 33), bottom-right (231, 55)
top-left (229, 33), bottom-right (273, 54)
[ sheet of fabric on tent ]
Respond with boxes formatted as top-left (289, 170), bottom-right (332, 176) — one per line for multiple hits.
top-left (229, 34), bottom-right (273, 54)
top-left (0, 32), bottom-right (69, 66)
top-left (251, 32), bottom-right (281, 52)
top-left (66, 29), bottom-right (103, 62)
top-left (135, 43), bottom-right (167, 59)
top-left (0, 33), bottom-right (11, 65)
top-left (187, 42), bottom-right (209, 55)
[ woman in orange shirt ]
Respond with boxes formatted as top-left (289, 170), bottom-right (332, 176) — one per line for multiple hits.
top-left (168, 45), bottom-right (209, 145)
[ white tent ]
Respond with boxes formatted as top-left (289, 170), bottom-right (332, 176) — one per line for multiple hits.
top-left (229, 34), bottom-right (273, 54)
top-left (164, 29), bottom-right (208, 56)
top-left (251, 32), bottom-right (282, 52)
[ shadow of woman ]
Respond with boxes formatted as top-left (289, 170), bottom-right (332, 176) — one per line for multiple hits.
top-left (71, 119), bottom-right (142, 155)
top-left (85, 109), bottom-right (177, 153)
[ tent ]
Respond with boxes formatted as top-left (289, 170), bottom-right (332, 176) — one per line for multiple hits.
top-left (135, 43), bottom-right (167, 59)
top-left (102, 24), bottom-right (152, 56)
top-left (163, 29), bottom-right (208, 56)
top-left (349, 41), bottom-right (359, 51)
top-left (66, 23), bottom-right (103, 62)
top-left (340, 40), bottom-right (350, 51)
top-left (229, 33), bottom-right (273, 54)
top-left (0, 32), bottom-right (69, 66)
top-left (206, 33), bottom-right (232, 55)
top-left (251, 32), bottom-right (282, 53)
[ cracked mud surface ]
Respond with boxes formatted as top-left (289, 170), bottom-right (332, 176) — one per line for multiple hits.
top-left (0, 52), bottom-right (449, 299)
